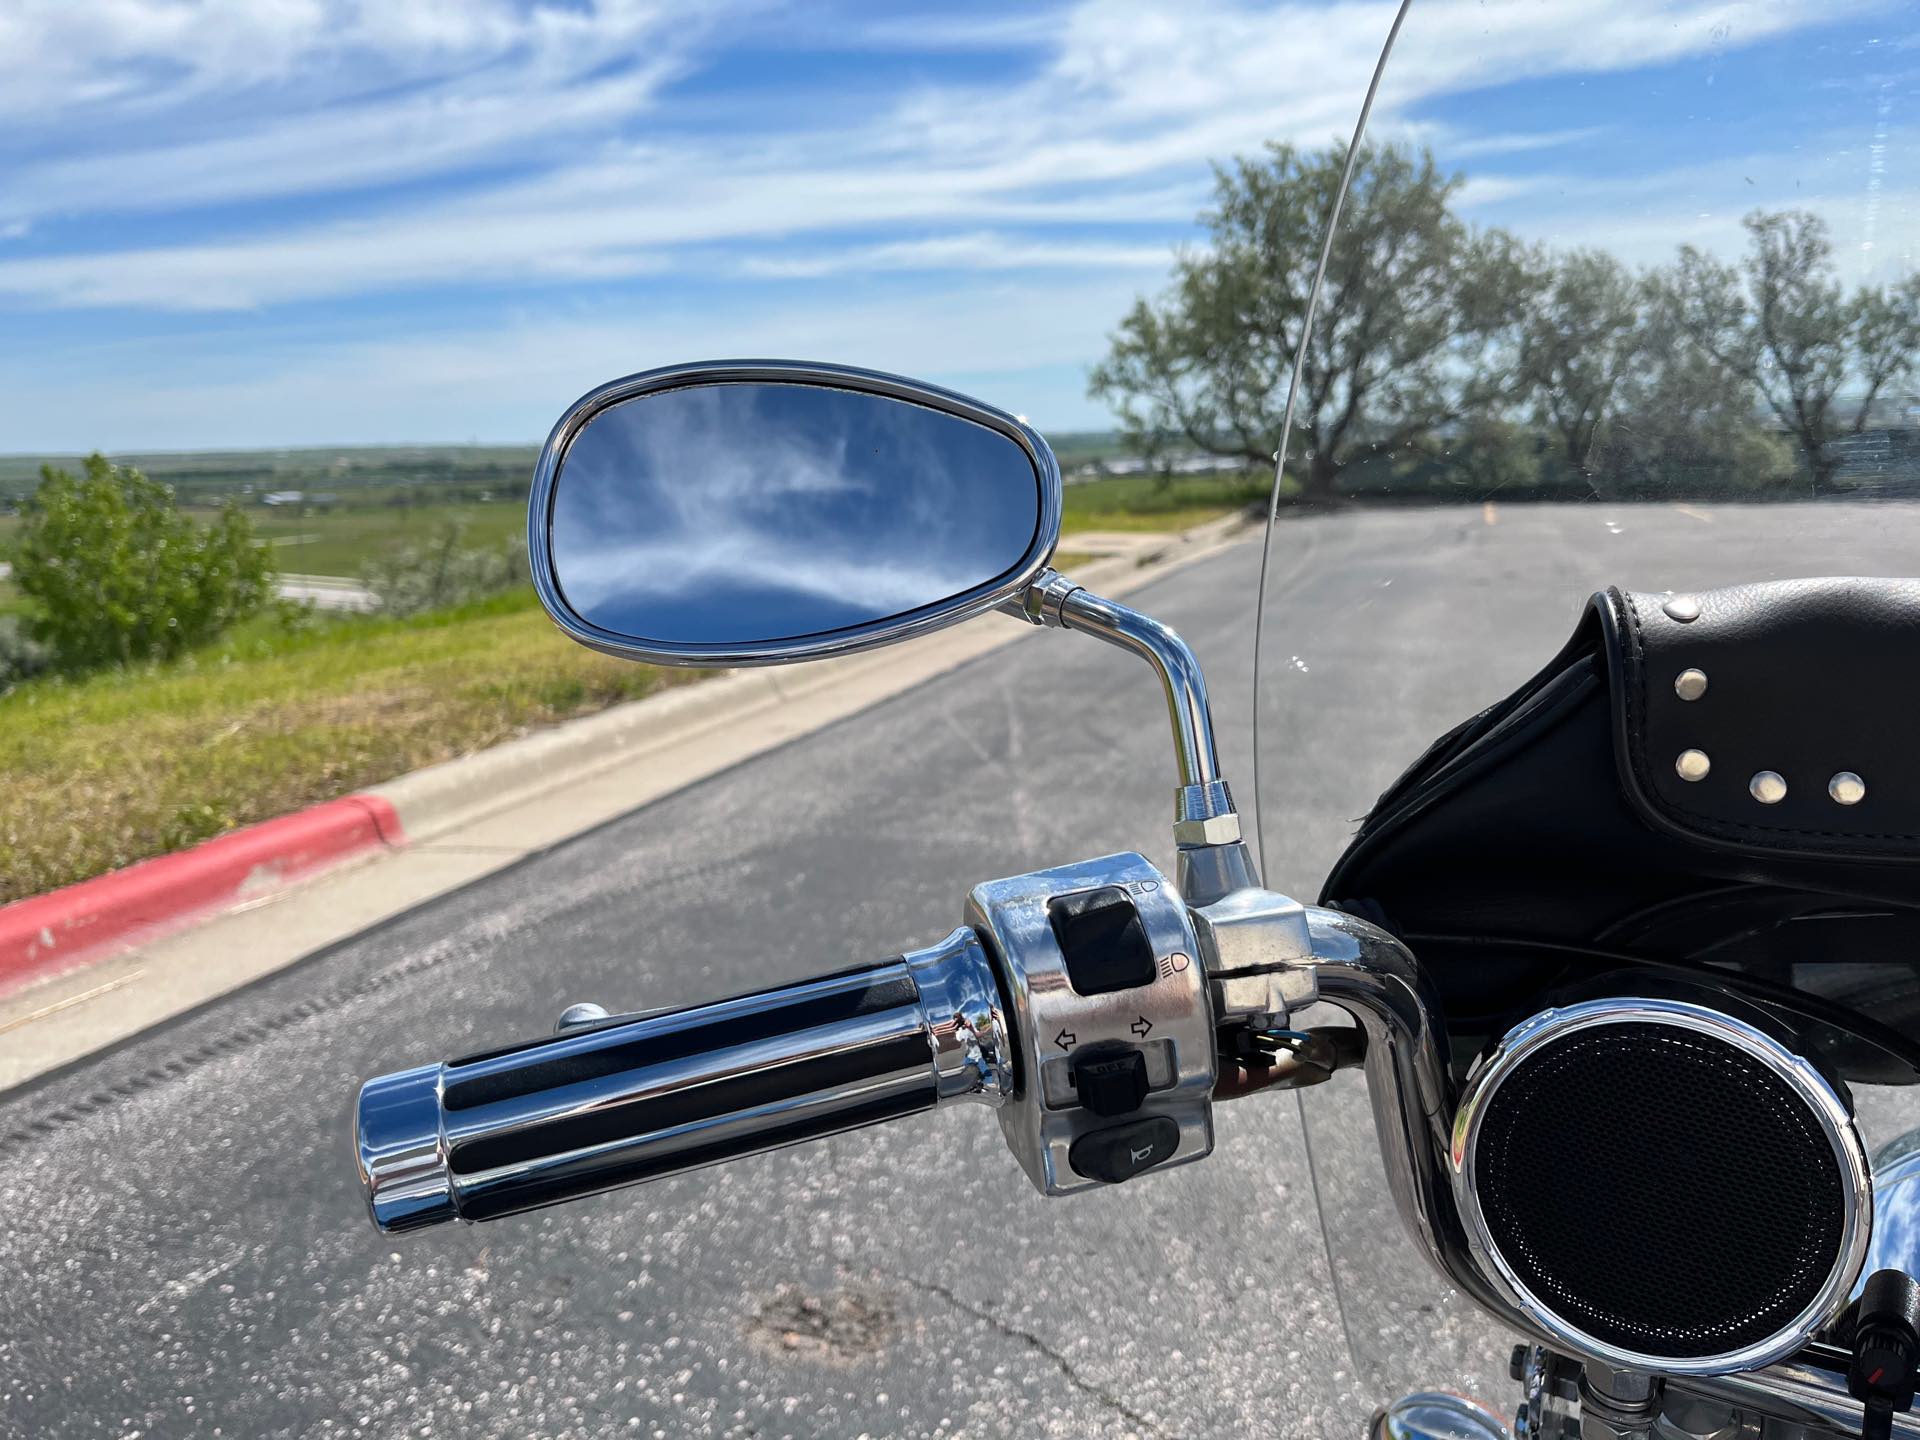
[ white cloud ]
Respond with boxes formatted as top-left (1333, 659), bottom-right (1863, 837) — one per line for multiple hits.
top-left (1, 0), bottom-right (1908, 452)
top-left (738, 233), bottom-right (1175, 279)
top-left (1456, 125), bottom-right (1920, 283)
top-left (0, 1), bottom-right (729, 225)
top-left (792, 9), bottom-right (1068, 51)
top-left (0, 0), bottom-right (696, 119)
top-left (0, 275), bottom-right (1150, 449)
top-left (0, 0), bottom-right (1879, 313)
top-left (0, 64), bottom-right (678, 224)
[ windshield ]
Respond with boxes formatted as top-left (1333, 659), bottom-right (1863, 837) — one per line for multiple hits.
top-left (1241, 0), bottom-right (1920, 1405)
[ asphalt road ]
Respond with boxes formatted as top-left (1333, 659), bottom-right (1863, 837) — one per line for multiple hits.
top-left (5, 500), bottom-right (1920, 1440)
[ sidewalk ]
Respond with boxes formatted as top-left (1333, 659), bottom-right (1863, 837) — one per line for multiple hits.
top-left (0, 514), bottom-right (1258, 1090)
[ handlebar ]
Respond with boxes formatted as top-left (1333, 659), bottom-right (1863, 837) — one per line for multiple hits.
top-left (354, 928), bottom-right (1013, 1232)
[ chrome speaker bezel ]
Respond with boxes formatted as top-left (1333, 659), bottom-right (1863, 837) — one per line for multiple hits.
top-left (1448, 997), bottom-right (1872, 1376)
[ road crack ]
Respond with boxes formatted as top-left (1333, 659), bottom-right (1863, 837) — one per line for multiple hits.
top-left (877, 1267), bottom-right (1184, 1439)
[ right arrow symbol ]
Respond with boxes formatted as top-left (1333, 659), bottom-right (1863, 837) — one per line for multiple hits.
top-left (1054, 1027), bottom-right (1076, 1052)
top-left (1130, 1016), bottom-right (1153, 1037)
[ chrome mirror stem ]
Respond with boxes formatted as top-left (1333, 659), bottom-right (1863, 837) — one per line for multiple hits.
top-left (1005, 568), bottom-right (1245, 886)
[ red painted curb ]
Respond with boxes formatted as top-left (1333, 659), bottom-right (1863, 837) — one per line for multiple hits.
top-left (0, 794), bottom-right (406, 999)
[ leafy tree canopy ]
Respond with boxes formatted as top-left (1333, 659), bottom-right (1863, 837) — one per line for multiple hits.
top-left (11, 454), bottom-right (277, 673)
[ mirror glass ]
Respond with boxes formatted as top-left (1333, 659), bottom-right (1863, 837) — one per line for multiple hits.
top-left (547, 381), bottom-right (1045, 651)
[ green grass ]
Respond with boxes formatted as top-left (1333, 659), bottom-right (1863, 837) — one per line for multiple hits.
top-left (0, 590), bottom-right (699, 904)
top-left (1059, 471), bottom-right (1275, 533)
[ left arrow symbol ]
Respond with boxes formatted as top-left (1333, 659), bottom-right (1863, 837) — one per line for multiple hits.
top-left (1054, 1028), bottom-right (1076, 1052)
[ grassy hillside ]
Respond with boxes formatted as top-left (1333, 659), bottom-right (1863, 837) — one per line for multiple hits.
top-left (0, 591), bottom-right (697, 904)
top-left (0, 465), bottom-right (1268, 903)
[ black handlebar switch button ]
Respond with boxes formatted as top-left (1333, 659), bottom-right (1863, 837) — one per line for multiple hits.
top-left (1049, 886), bottom-right (1156, 995)
top-left (1072, 1046), bottom-right (1149, 1117)
top-left (1068, 1116), bottom-right (1179, 1184)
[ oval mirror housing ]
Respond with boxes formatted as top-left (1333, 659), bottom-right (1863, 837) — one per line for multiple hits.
top-left (530, 361), bottom-right (1062, 666)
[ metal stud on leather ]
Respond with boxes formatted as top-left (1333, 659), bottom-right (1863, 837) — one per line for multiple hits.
top-left (1601, 580), bottom-right (1920, 860)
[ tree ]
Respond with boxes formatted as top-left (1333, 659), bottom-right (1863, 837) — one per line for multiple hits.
top-left (1089, 141), bottom-right (1535, 503)
top-left (358, 517), bottom-right (527, 617)
top-left (1514, 248), bottom-right (1645, 484)
top-left (1672, 210), bottom-right (1920, 492)
top-left (1590, 272), bottom-right (1791, 495)
top-left (11, 454), bottom-right (277, 672)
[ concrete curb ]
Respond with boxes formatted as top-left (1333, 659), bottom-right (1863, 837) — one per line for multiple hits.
top-left (0, 794), bottom-right (401, 998)
top-left (0, 510), bottom-right (1258, 1004)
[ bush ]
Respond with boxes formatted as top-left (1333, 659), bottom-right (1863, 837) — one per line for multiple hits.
top-left (0, 617), bottom-right (51, 690)
top-left (10, 454), bottom-right (277, 673)
top-left (359, 518), bottom-right (528, 618)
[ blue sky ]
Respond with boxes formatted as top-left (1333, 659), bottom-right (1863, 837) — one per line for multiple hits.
top-left (0, 0), bottom-right (1913, 452)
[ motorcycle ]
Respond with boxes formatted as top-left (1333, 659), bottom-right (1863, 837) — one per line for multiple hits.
top-left (353, 357), bottom-right (1920, 1440)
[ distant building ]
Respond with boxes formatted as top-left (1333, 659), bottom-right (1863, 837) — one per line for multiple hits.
top-left (262, 490), bottom-right (303, 506)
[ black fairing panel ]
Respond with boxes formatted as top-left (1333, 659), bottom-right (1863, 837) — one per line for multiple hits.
top-left (1322, 578), bottom-right (1920, 1084)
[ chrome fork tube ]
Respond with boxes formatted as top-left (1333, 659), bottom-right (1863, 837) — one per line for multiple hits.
top-left (1296, 906), bottom-right (1511, 1314)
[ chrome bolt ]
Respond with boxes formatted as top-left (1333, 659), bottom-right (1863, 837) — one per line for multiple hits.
top-left (1663, 595), bottom-right (1701, 622)
top-left (1829, 771), bottom-right (1866, 806)
top-left (1750, 771), bottom-right (1788, 805)
top-left (1674, 668), bottom-right (1709, 701)
top-left (1676, 749), bottom-right (1711, 782)
top-left (555, 1001), bottom-right (612, 1032)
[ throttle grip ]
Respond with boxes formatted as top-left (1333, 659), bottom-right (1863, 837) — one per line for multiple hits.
top-left (354, 927), bottom-right (1012, 1232)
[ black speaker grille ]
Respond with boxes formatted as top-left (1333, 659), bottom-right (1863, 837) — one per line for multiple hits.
top-left (1473, 1020), bottom-right (1846, 1360)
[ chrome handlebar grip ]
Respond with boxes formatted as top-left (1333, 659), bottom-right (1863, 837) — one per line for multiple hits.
top-left (354, 927), bottom-right (1013, 1233)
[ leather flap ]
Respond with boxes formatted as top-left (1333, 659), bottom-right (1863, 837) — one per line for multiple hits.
top-left (1597, 578), bottom-right (1920, 861)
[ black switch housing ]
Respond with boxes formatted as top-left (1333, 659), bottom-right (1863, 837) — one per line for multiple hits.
top-left (1048, 885), bottom-right (1156, 996)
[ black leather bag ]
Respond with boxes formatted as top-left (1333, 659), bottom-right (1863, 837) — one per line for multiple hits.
top-left (1321, 576), bottom-right (1920, 1081)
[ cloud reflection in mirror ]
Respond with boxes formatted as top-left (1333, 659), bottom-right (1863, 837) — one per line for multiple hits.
top-left (549, 381), bottom-right (1041, 647)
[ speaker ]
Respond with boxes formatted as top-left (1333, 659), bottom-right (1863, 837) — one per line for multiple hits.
top-left (1449, 998), bottom-right (1871, 1374)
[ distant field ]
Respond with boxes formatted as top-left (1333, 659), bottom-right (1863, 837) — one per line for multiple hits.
top-left (0, 496), bottom-right (528, 617)
top-left (1, 471), bottom-right (1269, 593)
top-left (0, 464), bottom-right (1267, 656)
top-left (1061, 470), bottom-right (1275, 532)
top-left (0, 444), bottom-right (539, 504)
top-left (250, 499), bottom-right (525, 577)
top-left (0, 438), bottom-right (1133, 497)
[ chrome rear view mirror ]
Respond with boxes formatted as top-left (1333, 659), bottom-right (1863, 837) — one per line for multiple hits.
top-left (530, 361), bottom-right (1062, 666)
